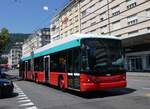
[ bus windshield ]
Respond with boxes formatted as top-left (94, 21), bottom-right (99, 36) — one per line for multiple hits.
top-left (81, 38), bottom-right (124, 73)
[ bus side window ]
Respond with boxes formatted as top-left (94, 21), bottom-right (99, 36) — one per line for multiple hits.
top-left (34, 57), bottom-right (43, 72)
top-left (67, 47), bottom-right (80, 73)
top-left (72, 48), bottom-right (80, 73)
top-left (67, 49), bottom-right (73, 73)
top-left (28, 60), bottom-right (31, 71)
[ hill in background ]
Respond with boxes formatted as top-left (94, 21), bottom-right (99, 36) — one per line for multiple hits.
top-left (4, 33), bottom-right (30, 53)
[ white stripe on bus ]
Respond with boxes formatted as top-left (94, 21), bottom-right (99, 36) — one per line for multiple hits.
top-left (74, 73), bottom-right (80, 76)
top-left (68, 73), bottom-right (80, 76)
top-left (68, 73), bottom-right (73, 76)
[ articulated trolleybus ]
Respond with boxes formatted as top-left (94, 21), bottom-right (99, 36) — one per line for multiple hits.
top-left (19, 34), bottom-right (127, 92)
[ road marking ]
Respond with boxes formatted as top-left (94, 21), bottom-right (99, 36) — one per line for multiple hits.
top-left (18, 94), bottom-right (27, 97)
top-left (17, 97), bottom-right (29, 100)
top-left (14, 83), bottom-right (19, 88)
top-left (19, 102), bottom-right (34, 107)
top-left (14, 83), bottom-right (38, 109)
top-left (18, 99), bottom-right (31, 103)
top-left (25, 106), bottom-right (38, 109)
top-left (16, 88), bottom-right (21, 90)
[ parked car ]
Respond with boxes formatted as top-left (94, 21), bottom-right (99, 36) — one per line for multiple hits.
top-left (0, 78), bottom-right (14, 98)
top-left (0, 68), bottom-right (14, 98)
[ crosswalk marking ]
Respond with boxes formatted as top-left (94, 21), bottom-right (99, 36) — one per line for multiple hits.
top-left (17, 96), bottom-right (29, 100)
top-left (18, 99), bottom-right (31, 103)
top-left (14, 83), bottom-right (38, 109)
top-left (19, 102), bottom-right (34, 107)
top-left (18, 92), bottom-right (25, 95)
top-left (18, 94), bottom-right (27, 97)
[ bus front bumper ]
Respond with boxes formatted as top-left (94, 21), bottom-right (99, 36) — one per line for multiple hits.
top-left (80, 80), bottom-right (127, 92)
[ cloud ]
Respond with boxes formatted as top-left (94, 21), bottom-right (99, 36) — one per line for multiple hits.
top-left (43, 6), bottom-right (49, 11)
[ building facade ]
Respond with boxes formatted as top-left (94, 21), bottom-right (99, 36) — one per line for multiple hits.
top-left (59, 0), bottom-right (81, 38)
top-left (8, 42), bottom-right (23, 68)
top-left (22, 28), bottom-right (50, 56)
top-left (50, 0), bottom-right (81, 42)
top-left (79, 0), bottom-right (150, 72)
top-left (50, 15), bottom-right (61, 43)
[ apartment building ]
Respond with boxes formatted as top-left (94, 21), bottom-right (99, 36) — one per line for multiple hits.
top-left (22, 28), bottom-right (50, 56)
top-left (80, 0), bottom-right (150, 72)
top-left (59, 0), bottom-right (81, 38)
top-left (50, 15), bottom-right (60, 42)
top-left (8, 42), bottom-right (23, 68)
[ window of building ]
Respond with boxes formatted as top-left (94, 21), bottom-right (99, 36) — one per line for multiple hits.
top-left (88, 4), bottom-right (95, 13)
top-left (75, 15), bottom-right (79, 22)
top-left (75, 26), bottom-right (79, 32)
top-left (64, 31), bottom-right (67, 37)
top-left (82, 21), bottom-right (87, 26)
top-left (100, 25), bottom-right (107, 34)
top-left (99, 0), bottom-right (107, 7)
top-left (69, 11), bottom-right (72, 16)
top-left (127, 0), bottom-right (136, 9)
top-left (146, 55), bottom-right (150, 67)
top-left (90, 29), bottom-right (96, 33)
top-left (69, 18), bottom-right (73, 25)
top-left (81, 10), bottom-right (87, 17)
top-left (90, 21), bottom-right (96, 26)
top-left (148, 27), bottom-right (150, 32)
top-left (100, 11), bottom-right (107, 21)
top-left (81, 0), bottom-right (85, 3)
top-left (127, 15), bottom-right (138, 25)
top-left (128, 30), bottom-right (138, 37)
top-left (146, 8), bottom-right (150, 18)
top-left (112, 5), bottom-right (120, 16)
top-left (74, 5), bottom-right (78, 12)
top-left (70, 28), bottom-right (73, 34)
top-left (112, 20), bottom-right (121, 30)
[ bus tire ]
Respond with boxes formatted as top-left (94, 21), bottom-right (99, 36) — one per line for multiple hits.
top-left (58, 76), bottom-right (65, 91)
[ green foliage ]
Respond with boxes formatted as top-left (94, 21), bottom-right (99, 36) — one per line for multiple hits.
top-left (0, 28), bottom-right (9, 53)
top-left (0, 57), bottom-right (8, 64)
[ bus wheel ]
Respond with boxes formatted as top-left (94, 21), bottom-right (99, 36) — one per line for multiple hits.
top-left (59, 77), bottom-right (65, 91)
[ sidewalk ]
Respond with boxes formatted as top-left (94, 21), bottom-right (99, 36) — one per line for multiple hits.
top-left (127, 72), bottom-right (150, 77)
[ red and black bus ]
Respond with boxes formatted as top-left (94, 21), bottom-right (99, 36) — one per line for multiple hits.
top-left (19, 34), bottom-right (127, 92)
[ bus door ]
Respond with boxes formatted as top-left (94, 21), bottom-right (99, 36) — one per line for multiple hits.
top-left (68, 48), bottom-right (80, 90)
top-left (44, 56), bottom-right (50, 83)
top-left (25, 61), bottom-right (28, 79)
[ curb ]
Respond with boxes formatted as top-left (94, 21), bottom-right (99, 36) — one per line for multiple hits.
top-left (127, 72), bottom-right (150, 77)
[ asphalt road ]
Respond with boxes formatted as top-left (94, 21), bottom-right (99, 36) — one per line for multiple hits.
top-left (1, 71), bottom-right (150, 109)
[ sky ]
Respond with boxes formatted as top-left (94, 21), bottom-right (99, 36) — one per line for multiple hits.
top-left (0, 0), bottom-right (69, 33)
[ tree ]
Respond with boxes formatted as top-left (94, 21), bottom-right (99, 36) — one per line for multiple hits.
top-left (0, 58), bottom-right (8, 64)
top-left (0, 28), bottom-right (9, 70)
top-left (0, 28), bottom-right (9, 54)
